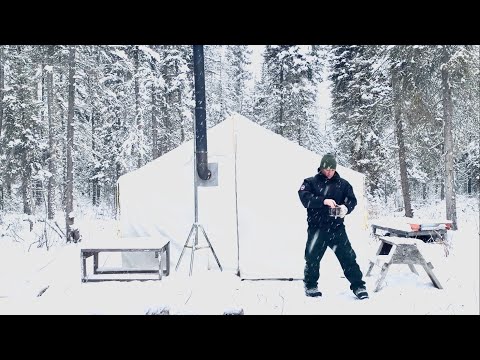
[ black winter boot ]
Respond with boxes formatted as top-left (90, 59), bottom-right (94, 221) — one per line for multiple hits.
top-left (353, 287), bottom-right (369, 300)
top-left (305, 286), bottom-right (322, 297)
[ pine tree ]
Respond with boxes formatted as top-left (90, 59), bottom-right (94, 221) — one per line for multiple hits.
top-left (204, 45), bottom-right (226, 126)
top-left (256, 45), bottom-right (322, 147)
top-left (224, 45), bottom-right (253, 117)
top-left (329, 45), bottom-right (390, 197)
top-left (2, 46), bottom-right (43, 215)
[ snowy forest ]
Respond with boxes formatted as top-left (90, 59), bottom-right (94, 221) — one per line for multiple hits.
top-left (0, 45), bottom-right (478, 244)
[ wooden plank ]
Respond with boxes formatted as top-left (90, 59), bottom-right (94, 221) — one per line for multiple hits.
top-left (81, 236), bottom-right (170, 251)
top-left (373, 224), bottom-right (446, 242)
top-left (380, 236), bottom-right (423, 246)
top-left (391, 245), bottom-right (425, 264)
top-left (83, 278), bottom-right (163, 282)
top-left (81, 247), bottom-right (167, 252)
top-left (373, 225), bottom-right (409, 236)
top-left (94, 268), bottom-right (159, 274)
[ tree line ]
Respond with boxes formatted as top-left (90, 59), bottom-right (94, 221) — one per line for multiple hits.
top-left (0, 45), bottom-right (477, 242)
top-left (329, 45), bottom-right (479, 229)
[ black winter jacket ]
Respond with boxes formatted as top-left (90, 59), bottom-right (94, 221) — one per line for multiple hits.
top-left (298, 171), bottom-right (357, 230)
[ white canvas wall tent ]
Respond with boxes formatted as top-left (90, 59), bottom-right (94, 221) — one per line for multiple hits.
top-left (117, 114), bottom-right (369, 279)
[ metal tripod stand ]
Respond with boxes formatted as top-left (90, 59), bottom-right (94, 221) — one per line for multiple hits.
top-left (175, 146), bottom-right (222, 276)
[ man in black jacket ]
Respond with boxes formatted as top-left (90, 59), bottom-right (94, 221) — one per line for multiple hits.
top-left (298, 153), bottom-right (368, 300)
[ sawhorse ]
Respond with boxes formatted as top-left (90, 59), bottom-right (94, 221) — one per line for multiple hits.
top-left (366, 236), bottom-right (443, 292)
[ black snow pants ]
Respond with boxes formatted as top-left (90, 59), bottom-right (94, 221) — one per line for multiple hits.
top-left (303, 225), bottom-right (365, 291)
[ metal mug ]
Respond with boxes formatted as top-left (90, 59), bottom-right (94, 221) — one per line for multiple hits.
top-left (329, 206), bottom-right (341, 217)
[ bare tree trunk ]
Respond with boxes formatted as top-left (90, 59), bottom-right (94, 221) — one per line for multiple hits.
top-left (180, 121), bottom-right (185, 143)
top-left (91, 111), bottom-right (101, 207)
top-left (219, 50), bottom-right (226, 119)
top-left (297, 115), bottom-right (301, 145)
top-left (151, 84), bottom-right (158, 159)
top-left (91, 47), bottom-right (102, 207)
top-left (46, 46), bottom-right (55, 220)
top-left (392, 65), bottom-right (413, 217)
top-left (441, 47), bottom-right (458, 230)
top-left (91, 109), bottom-right (98, 206)
top-left (179, 96), bottom-right (186, 144)
top-left (134, 46), bottom-right (142, 169)
top-left (162, 107), bottom-right (172, 155)
top-left (57, 51), bottom-right (67, 209)
top-left (0, 46), bottom-right (4, 209)
top-left (96, 180), bottom-right (100, 204)
top-left (0, 46), bottom-right (4, 140)
top-left (278, 62), bottom-right (284, 136)
top-left (174, 58), bottom-right (185, 147)
top-left (34, 62), bottom-right (45, 208)
top-left (176, 88), bottom-right (185, 146)
top-left (16, 47), bottom-right (33, 215)
top-left (115, 106), bottom-right (123, 184)
top-left (352, 133), bottom-right (364, 173)
top-left (21, 150), bottom-right (32, 215)
top-left (65, 46), bottom-right (79, 242)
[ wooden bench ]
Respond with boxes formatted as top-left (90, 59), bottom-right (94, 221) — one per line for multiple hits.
top-left (80, 236), bottom-right (170, 282)
top-left (365, 236), bottom-right (443, 292)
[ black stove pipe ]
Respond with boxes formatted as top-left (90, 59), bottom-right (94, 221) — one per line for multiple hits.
top-left (193, 45), bottom-right (211, 181)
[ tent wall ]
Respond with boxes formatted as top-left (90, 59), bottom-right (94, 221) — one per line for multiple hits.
top-left (118, 119), bottom-right (239, 273)
top-left (234, 118), bottom-right (367, 278)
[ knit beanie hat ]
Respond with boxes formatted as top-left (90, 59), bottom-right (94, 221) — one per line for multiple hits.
top-left (318, 153), bottom-right (337, 172)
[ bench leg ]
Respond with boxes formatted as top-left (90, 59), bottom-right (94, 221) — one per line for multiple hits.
top-left (367, 241), bottom-right (394, 279)
top-left (81, 252), bottom-right (87, 282)
top-left (158, 244), bottom-right (170, 277)
top-left (365, 261), bottom-right (375, 277)
top-left (408, 264), bottom-right (419, 275)
top-left (165, 242), bottom-right (170, 276)
top-left (421, 264), bottom-right (443, 289)
top-left (374, 262), bottom-right (391, 292)
top-left (93, 253), bottom-right (99, 274)
top-left (158, 251), bottom-right (163, 280)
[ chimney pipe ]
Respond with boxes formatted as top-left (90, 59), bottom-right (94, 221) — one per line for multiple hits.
top-left (193, 45), bottom-right (211, 181)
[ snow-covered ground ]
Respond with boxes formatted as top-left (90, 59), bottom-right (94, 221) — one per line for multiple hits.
top-left (0, 195), bottom-right (478, 315)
